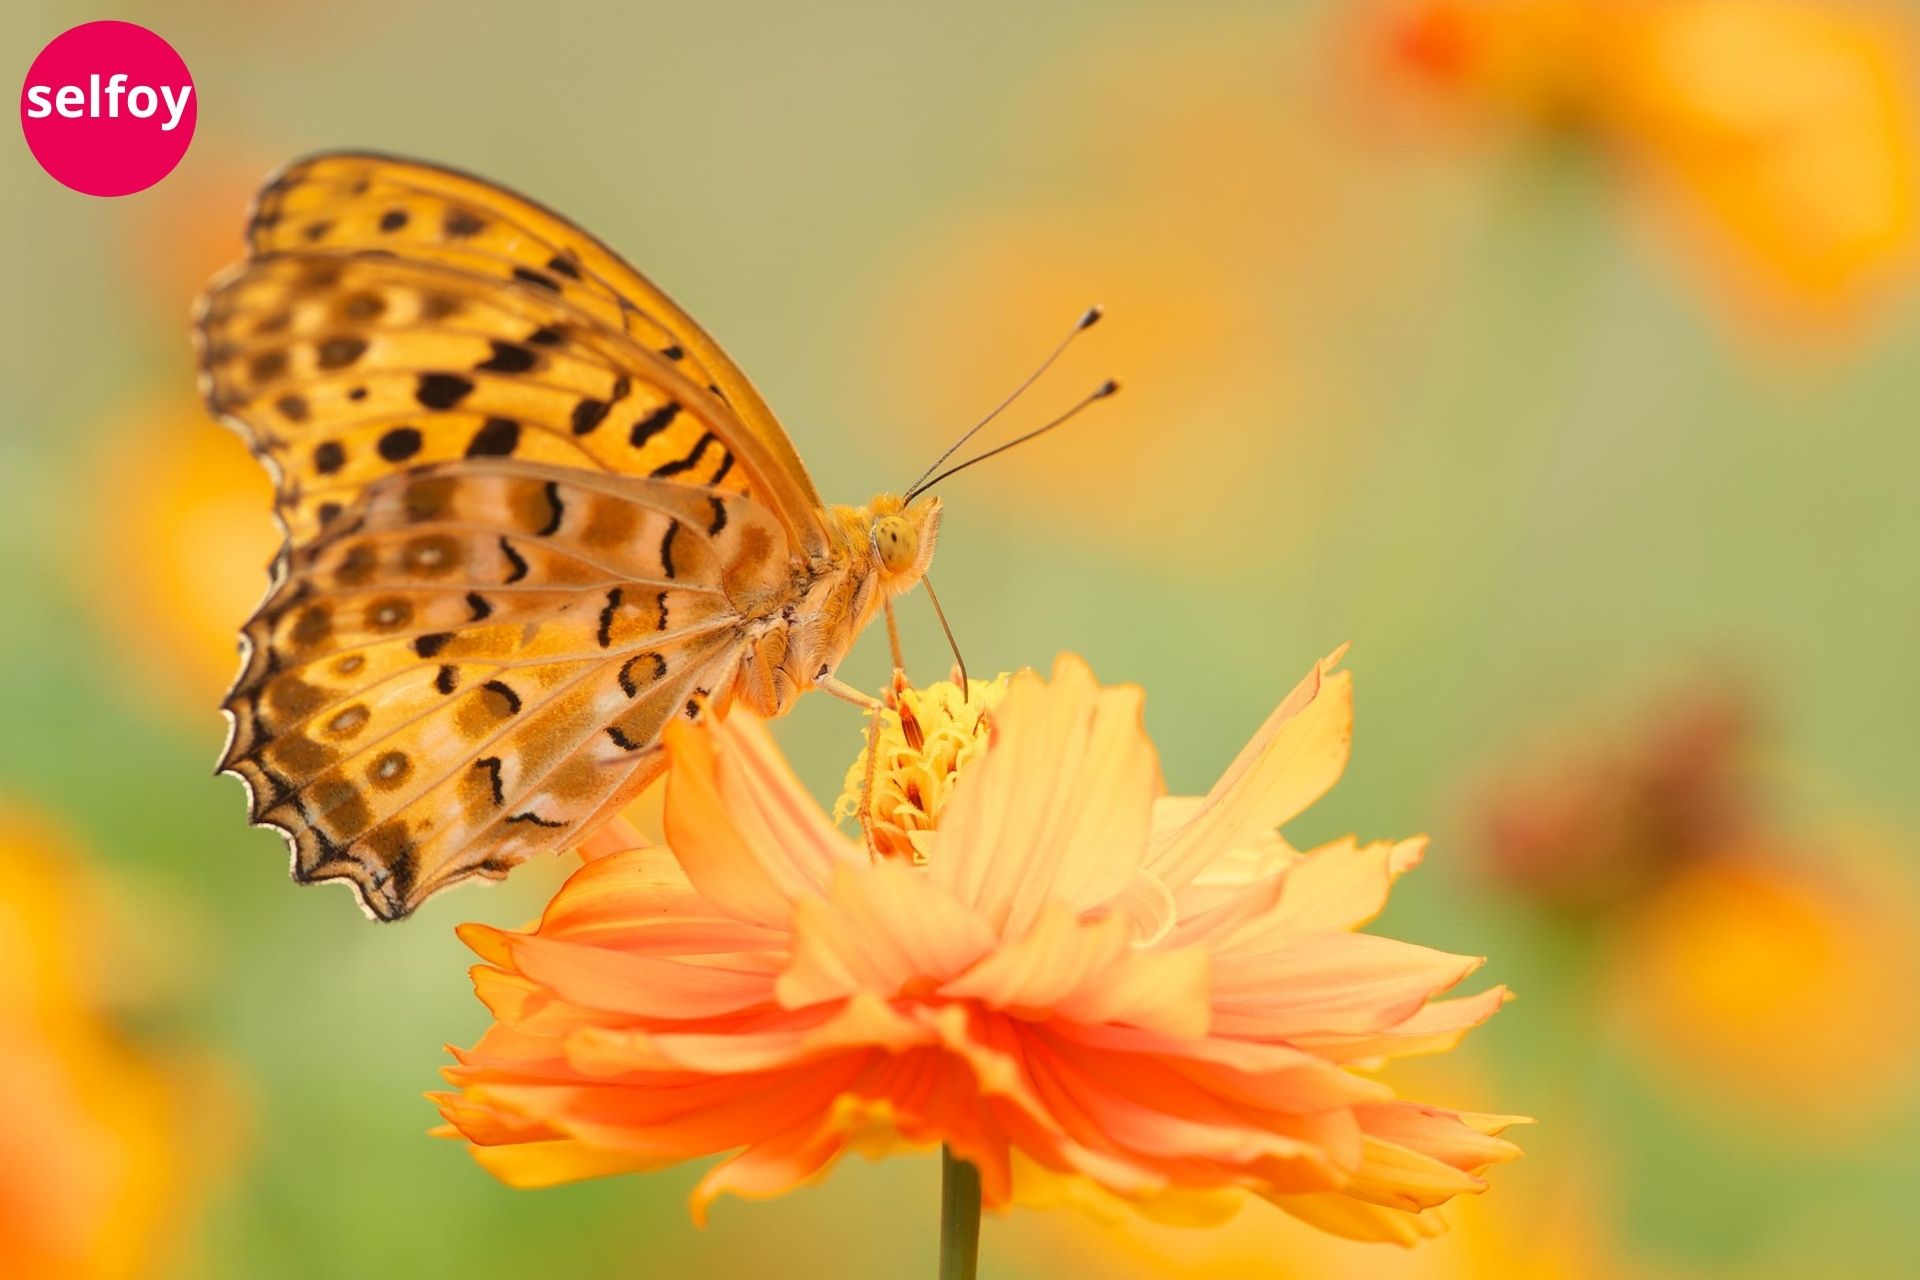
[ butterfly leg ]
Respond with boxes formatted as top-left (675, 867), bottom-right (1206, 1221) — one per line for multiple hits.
top-left (818, 674), bottom-right (883, 711)
top-left (857, 696), bottom-right (886, 860)
top-left (884, 596), bottom-right (906, 675)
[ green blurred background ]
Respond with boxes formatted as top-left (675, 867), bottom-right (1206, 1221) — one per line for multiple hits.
top-left (5, 0), bottom-right (1919, 1275)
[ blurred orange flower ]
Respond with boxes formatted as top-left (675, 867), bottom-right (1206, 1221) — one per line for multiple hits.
top-left (1608, 837), bottom-right (1920, 1135)
top-left (1012, 1152), bottom-right (1623, 1280)
top-left (1382, 0), bottom-right (1920, 330)
top-left (437, 654), bottom-right (1522, 1241)
top-left (0, 804), bottom-right (238, 1280)
top-left (76, 400), bottom-right (278, 723)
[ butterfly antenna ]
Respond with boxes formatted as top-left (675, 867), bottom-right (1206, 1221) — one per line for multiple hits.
top-left (906, 379), bottom-right (1120, 500)
top-left (921, 574), bottom-right (969, 702)
top-left (905, 305), bottom-right (1103, 497)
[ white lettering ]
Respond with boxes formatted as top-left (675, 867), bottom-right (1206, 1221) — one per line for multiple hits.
top-left (159, 83), bottom-right (192, 131)
top-left (27, 78), bottom-right (193, 129)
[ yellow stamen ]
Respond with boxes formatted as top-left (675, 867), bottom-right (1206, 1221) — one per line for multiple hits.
top-left (836, 671), bottom-right (1010, 862)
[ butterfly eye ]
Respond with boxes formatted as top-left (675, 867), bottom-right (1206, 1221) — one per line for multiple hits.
top-left (873, 516), bottom-right (917, 574)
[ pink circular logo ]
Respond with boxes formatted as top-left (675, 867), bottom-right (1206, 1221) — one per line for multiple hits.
top-left (20, 21), bottom-right (196, 197)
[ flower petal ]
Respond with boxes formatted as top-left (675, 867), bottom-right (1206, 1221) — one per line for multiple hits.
top-left (1293, 985), bottom-right (1512, 1063)
top-left (1146, 652), bottom-right (1353, 892)
top-left (468, 1137), bottom-right (665, 1188)
top-left (930, 655), bottom-right (1160, 933)
top-left (777, 862), bottom-right (997, 1008)
top-left (660, 719), bottom-right (806, 927)
top-left (505, 933), bottom-right (775, 1021)
top-left (710, 711), bottom-right (865, 889)
top-left (1210, 932), bottom-right (1483, 1038)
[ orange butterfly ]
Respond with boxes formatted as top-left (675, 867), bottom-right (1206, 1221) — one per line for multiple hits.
top-left (195, 153), bottom-right (972, 920)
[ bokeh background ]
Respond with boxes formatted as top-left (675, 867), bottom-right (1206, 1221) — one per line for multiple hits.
top-left (5, 0), bottom-right (1920, 1275)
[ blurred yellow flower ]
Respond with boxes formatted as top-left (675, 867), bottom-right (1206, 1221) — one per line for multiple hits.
top-left (1609, 838), bottom-right (1920, 1135)
top-left (437, 654), bottom-right (1522, 1241)
top-left (1473, 680), bottom-right (1920, 1135)
top-left (77, 400), bottom-right (278, 723)
top-left (0, 804), bottom-right (239, 1280)
top-left (1383, 0), bottom-right (1920, 330)
top-left (1011, 1156), bottom-right (1623, 1280)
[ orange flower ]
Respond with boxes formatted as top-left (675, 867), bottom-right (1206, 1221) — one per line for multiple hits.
top-left (1608, 837), bottom-right (1920, 1136)
top-left (1015, 1148), bottom-right (1621, 1280)
top-left (0, 804), bottom-right (239, 1280)
top-left (74, 398), bottom-right (278, 723)
top-left (436, 653), bottom-right (1522, 1242)
top-left (1381, 0), bottom-right (1920, 330)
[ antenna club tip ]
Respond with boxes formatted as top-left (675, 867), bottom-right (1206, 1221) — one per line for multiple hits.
top-left (1097, 378), bottom-right (1121, 397)
top-left (1078, 305), bottom-right (1104, 329)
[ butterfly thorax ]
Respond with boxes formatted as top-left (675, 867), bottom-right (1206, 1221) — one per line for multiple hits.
top-left (730, 493), bottom-right (941, 718)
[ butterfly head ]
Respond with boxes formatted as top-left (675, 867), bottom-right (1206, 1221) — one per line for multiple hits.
top-left (864, 493), bottom-right (942, 594)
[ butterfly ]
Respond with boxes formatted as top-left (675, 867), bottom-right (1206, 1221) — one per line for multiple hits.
top-left (195, 152), bottom-right (947, 921)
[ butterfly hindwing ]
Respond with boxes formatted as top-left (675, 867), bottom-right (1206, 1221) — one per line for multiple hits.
top-left (220, 462), bottom-right (790, 919)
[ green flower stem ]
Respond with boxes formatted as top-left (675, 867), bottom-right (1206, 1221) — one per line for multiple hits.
top-left (939, 1146), bottom-right (982, 1280)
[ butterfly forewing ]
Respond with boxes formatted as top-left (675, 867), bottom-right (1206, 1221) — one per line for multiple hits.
top-left (235, 151), bottom-right (827, 547)
top-left (197, 152), bottom-right (838, 920)
top-left (200, 253), bottom-right (765, 547)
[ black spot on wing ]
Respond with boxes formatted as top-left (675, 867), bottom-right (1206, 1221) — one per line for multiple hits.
top-left (475, 756), bottom-right (504, 805)
top-left (476, 341), bottom-right (537, 374)
top-left (413, 632), bottom-right (452, 658)
top-left (318, 336), bottom-right (367, 369)
top-left (618, 651), bottom-right (668, 697)
top-left (652, 432), bottom-right (717, 479)
top-left (498, 537), bottom-right (528, 584)
top-left (435, 664), bottom-right (458, 694)
top-left (378, 427), bottom-right (422, 461)
top-left (706, 496), bottom-right (728, 536)
top-left (466, 417), bottom-right (521, 457)
top-left (465, 591), bottom-right (493, 621)
top-left (597, 588), bottom-right (622, 648)
top-left (511, 266), bottom-right (561, 293)
top-left (506, 811), bottom-right (566, 828)
top-left (630, 403), bottom-right (680, 449)
top-left (571, 398), bottom-right (609, 435)
top-left (417, 373), bottom-right (475, 409)
top-left (535, 482), bottom-right (564, 537)
top-left (606, 725), bottom-right (645, 751)
top-left (659, 523), bottom-right (679, 580)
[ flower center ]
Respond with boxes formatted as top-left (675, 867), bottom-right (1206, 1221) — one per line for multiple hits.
top-left (835, 672), bottom-right (1008, 862)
